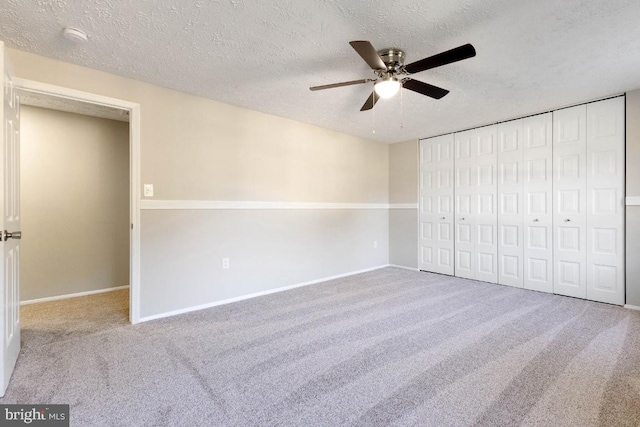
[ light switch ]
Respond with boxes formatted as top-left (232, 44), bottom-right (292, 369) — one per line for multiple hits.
top-left (144, 184), bottom-right (154, 197)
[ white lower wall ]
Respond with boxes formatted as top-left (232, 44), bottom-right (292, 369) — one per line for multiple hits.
top-left (140, 208), bottom-right (389, 318)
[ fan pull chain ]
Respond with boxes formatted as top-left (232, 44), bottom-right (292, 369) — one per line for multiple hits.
top-left (372, 81), bottom-right (376, 134)
top-left (400, 83), bottom-right (404, 128)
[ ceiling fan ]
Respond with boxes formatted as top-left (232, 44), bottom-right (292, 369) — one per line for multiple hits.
top-left (310, 41), bottom-right (476, 111)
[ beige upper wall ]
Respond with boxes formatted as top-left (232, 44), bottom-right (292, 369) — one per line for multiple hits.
top-left (389, 140), bottom-right (418, 204)
top-left (627, 90), bottom-right (640, 197)
top-left (8, 48), bottom-right (388, 203)
top-left (21, 106), bottom-right (129, 301)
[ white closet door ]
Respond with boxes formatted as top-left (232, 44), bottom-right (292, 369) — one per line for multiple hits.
top-left (523, 113), bottom-right (553, 293)
top-left (553, 105), bottom-right (587, 299)
top-left (434, 135), bottom-right (455, 274)
top-left (455, 125), bottom-right (497, 283)
top-left (498, 119), bottom-right (524, 288)
top-left (419, 135), bottom-right (454, 275)
top-left (474, 125), bottom-right (498, 283)
top-left (454, 130), bottom-right (476, 279)
top-left (586, 97), bottom-right (625, 305)
top-left (419, 138), bottom-right (437, 272)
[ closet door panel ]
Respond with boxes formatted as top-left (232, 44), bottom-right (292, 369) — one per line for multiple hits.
top-left (474, 125), bottom-right (498, 283)
top-left (419, 138), bottom-right (438, 272)
top-left (498, 119), bottom-right (524, 288)
top-left (419, 135), bottom-right (455, 275)
top-left (586, 97), bottom-right (625, 304)
top-left (553, 105), bottom-right (587, 299)
top-left (434, 135), bottom-right (455, 274)
top-left (454, 130), bottom-right (476, 279)
top-left (523, 113), bottom-right (553, 293)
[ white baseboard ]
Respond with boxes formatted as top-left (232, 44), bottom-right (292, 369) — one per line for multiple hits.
top-left (21, 285), bottom-right (130, 306)
top-left (388, 203), bottom-right (418, 209)
top-left (141, 200), bottom-right (391, 210)
top-left (625, 304), bottom-right (640, 311)
top-left (388, 264), bottom-right (420, 271)
top-left (141, 200), bottom-right (419, 210)
top-left (138, 265), bottom-right (390, 323)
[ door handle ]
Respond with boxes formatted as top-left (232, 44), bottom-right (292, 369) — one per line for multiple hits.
top-left (564, 219), bottom-right (571, 222)
top-left (441, 217), bottom-right (446, 220)
top-left (3, 231), bottom-right (21, 241)
top-left (533, 219), bottom-right (539, 222)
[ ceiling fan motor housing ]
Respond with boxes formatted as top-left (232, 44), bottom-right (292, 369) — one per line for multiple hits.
top-left (377, 48), bottom-right (405, 70)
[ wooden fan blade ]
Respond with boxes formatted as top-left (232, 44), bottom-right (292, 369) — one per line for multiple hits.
top-left (360, 91), bottom-right (380, 111)
top-left (403, 79), bottom-right (449, 99)
top-left (310, 79), bottom-right (371, 91)
top-left (404, 43), bottom-right (476, 74)
top-left (349, 41), bottom-right (387, 71)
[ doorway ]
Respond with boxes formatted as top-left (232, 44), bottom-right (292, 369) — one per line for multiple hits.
top-left (14, 79), bottom-right (141, 324)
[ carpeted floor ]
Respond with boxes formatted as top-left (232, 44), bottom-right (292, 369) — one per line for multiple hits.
top-left (2, 267), bottom-right (640, 426)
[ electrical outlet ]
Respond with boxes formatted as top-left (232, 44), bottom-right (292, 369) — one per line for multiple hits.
top-left (143, 184), bottom-right (154, 197)
top-left (222, 258), bottom-right (230, 269)
top-left (374, 240), bottom-right (378, 249)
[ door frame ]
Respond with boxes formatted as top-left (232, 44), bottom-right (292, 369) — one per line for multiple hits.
top-left (13, 78), bottom-right (142, 324)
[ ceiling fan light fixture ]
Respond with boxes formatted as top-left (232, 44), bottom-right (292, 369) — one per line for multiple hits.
top-left (374, 76), bottom-right (400, 99)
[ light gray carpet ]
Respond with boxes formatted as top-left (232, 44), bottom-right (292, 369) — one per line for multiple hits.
top-left (2, 268), bottom-right (640, 426)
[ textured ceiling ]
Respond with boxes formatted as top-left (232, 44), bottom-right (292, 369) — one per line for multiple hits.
top-left (20, 90), bottom-right (129, 122)
top-left (1, 0), bottom-right (640, 143)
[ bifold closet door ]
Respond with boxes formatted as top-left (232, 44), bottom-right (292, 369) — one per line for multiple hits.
top-left (497, 116), bottom-right (553, 290)
top-left (553, 105), bottom-right (587, 299)
top-left (454, 130), bottom-right (475, 279)
top-left (497, 119), bottom-right (524, 288)
top-left (586, 97), bottom-right (625, 305)
top-left (455, 125), bottom-right (497, 282)
top-left (522, 113), bottom-right (553, 293)
top-left (419, 135), bottom-right (455, 275)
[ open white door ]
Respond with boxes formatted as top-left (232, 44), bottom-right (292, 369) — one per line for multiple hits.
top-left (0, 41), bottom-right (21, 397)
